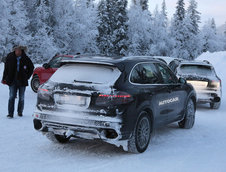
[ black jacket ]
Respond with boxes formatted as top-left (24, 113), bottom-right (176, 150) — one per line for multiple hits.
top-left (2, 51), bottom-right (34, 86)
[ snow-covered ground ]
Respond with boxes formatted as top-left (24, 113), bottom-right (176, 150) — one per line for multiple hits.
top-left (0, 52), bottom-right (226, 172)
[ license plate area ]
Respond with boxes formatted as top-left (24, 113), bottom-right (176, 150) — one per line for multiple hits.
top-left (54, 94), bottom-right (89, 107)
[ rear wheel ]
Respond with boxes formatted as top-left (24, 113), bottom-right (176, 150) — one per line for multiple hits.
top-left (128, 111), bottom-right (151, 153)
top-left (179, 99), bottom-right (195, 129)
top-left (210, 101), bottom-right (221, 109)
top-left (31, 75), bottom-right (40, 93)
top-left (46, 132), bottom-right (70, 143)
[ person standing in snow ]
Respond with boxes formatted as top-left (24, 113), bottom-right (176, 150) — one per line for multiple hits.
top-left (1, 45), bottom-right (34, 118)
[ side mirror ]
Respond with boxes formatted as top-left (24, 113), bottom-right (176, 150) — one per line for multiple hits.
top-left (178, 77), bottom-right (187, 84)
top-left (43, 63), bottom-right (50, 69)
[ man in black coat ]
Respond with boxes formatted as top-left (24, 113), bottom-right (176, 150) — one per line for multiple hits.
top-left (1, 45), bottom-right (34, 118)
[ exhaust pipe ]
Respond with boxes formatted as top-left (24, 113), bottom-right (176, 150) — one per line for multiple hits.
top-left (33, 119), bottom-right (42, 130)
top-left (213, 97), bottom-right (221, 103)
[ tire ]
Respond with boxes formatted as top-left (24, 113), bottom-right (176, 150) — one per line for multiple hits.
top-left (128, 111), bottom-right (152, 153)
top-left (210, 101), bottom-right (221, 109)
top-left (31, 75), bottom-right (40, 93)
top-left (46, 132), bottom-right (70, 144)
top-left (178, 98), bottom-right (195, 129)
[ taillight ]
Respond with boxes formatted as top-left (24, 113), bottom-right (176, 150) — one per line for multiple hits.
top-left (38, 88), bottom-right (51, 100)
top-left (96, 91), bottom-right (133, 106)
top-left (208, 80), bottom-right (220, 88)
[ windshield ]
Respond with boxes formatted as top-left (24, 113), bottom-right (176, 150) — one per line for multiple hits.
top-left (50, 63), bottom-right (121, 85)
top-left (179, 64), bottom-right (214, 76)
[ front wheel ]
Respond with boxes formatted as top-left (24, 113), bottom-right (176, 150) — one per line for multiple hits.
top-left (178, 98), bottom-right (195, 129)
top-left (31, 75), bottom-right (40, 93)
top-left (128, 111), bottom-right (152, 153)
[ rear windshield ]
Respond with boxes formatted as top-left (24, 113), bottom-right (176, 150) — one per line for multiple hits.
top-left (179, 64), bottom-right (214, 76)
top-left (50, 63), bottom-right (121, 85)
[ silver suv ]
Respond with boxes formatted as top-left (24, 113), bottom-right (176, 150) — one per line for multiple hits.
top-left (169, 59), bottom-right (221, 109)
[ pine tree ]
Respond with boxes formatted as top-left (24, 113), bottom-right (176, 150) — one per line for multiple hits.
top-left (97, 0), bottom-right (128, 56)
top-left (133, 0), bottom-right (148, 11)
top-left (52, 0), bottom-right (76, 54)
top-left (187, 0), bottom-right (201, 35)
top-left (161, 0), bottom-right (167, 27)
top-left (210, 18), bottom-right (217, 34)
top-left (201, 19), bottom-right (224, 52)
top-left (184, 0), bottom-right (202, 60)
top-left (150, 4), bottom-right (173, 56)
top-left (224, 22), bottom-right (226, 36)
top-left (7, 0), bottom-right (31, 52)
top-left (0, 0), bottom-right (10, 58)
top-left (72, 0), bottom-right (98, 54)
top-left (127, 0), bottom-right (152, 55)
top-left (29, 0), bottom-right (57, 63)
top-left (224, 22), bottom-right (226, 50)
top-left (170, 0), bottom-right (189, 59)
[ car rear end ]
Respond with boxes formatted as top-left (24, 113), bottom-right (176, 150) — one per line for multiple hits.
top-left (33, 61), bottom-right (133, 147)
top-left (177, 63), bottom-right (221, 104)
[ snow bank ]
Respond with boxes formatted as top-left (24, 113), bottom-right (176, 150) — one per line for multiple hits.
top-left (197, 51), bottom-right (226, 78)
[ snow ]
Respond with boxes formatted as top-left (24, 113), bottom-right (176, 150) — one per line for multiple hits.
top-left (1, 51), bottom-right (226, 171)
top-left (50, 63), bottom-right (121, 85)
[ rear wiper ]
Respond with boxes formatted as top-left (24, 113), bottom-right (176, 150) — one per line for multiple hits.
top-left (74, 80), bottom-right (101, 84)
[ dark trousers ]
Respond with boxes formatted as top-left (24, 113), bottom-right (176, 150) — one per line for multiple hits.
top-left (8, 81), bottom-right (26, 115)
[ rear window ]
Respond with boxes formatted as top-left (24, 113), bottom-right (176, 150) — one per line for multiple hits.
top-left (179, 64), bottom-right (214, 76)
top-left (50, 63), bottom-right (121, 85)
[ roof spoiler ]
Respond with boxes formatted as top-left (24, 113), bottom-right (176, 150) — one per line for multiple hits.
top-left (203, 60), bottom-right (210, 64)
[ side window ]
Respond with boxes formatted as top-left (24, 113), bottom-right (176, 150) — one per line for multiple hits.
top-left (156, 64), bottom-right (178, 84)
top-left (130, 63), bottom-right (161, 84)
top-left (48, 56), bottom-right (62, 68)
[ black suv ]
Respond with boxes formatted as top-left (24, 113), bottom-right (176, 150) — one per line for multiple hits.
top-left (33, 55), bottom-right (196, 153)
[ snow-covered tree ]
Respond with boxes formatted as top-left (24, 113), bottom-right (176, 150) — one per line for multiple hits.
top-left (224, 22), bottom-right (226, 50)
top-left (187, 0), bottom-right (201, 35)
top-left (6, 0), bottom-right (31, 53)
top-left (170, 0), bottom-right (189, 59)
top-left (29, 0), bottom-right (58, 63)
top-left (0, 0), bottom-right (10, 58)
top-left (201, 19), bottom-right (224, 52)
top-left (52, 0), bottom-right (76, 54)
top-left (149, 3), bottom-right (173, 56)
top-left (133, 0), bottom-right (148, 11)
top-left (161, 0), bottom-right (167, 26)
top-left (97, 0), bottom-right (128, 56)
top-left (183, 0), bottom-right (202, 60)
top-left (127, 2), bottom-right (152, 55)
top-left (72, 0), bottom-right (99, 54)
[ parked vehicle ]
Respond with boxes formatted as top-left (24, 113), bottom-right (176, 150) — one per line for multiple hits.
top-left (169, 59), bottom-right (221, 109)
top-left (33, 55), bottom-right (196, 153)
top-left (31, 55), bottom-right (75, 92)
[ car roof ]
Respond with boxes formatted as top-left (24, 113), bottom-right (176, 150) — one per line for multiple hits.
top-left (60, 55), bottom-right (166, 71)
top-left (178, 60), bottom-right (213, 67)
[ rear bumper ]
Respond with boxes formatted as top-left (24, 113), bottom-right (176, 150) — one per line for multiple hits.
top-left (33, 109), bottom-right (125, 143)
top-left (196, 89), bottom-right (221, 103)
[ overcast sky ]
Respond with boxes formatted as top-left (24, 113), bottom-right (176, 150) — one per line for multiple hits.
top-left (148, 0), bottom-right (226, 26)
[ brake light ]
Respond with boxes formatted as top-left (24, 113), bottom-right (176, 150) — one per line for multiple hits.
top-left (38, 88), bottom-right (51, 100)
top-left (98, 94), bottom-right (131, 98)
top-left (208, 80), bottom-right (220, 88)
top-left (38, 88), bottom-right (49, 92)
top-left (96, 92), bottom-right (133, 106)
